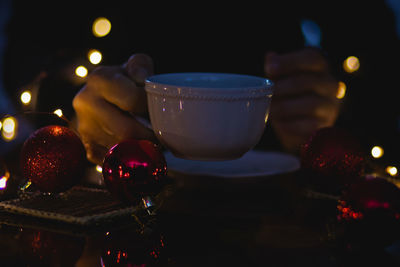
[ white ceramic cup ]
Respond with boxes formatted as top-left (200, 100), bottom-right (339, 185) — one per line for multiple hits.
top-left (145, 72), bottom-right (273, 161)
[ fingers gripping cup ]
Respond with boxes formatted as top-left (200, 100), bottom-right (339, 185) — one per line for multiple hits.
top-left (145, 73), bottom-right (273, 161)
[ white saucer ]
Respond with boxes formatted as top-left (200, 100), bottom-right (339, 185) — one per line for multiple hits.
top-left (164, 150), bottom-right (300, 178)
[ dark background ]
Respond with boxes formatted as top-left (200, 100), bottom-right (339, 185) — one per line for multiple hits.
top-left (1, 0), bottom-right (399, 164)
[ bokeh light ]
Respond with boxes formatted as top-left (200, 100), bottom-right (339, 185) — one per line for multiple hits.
top-left (92, 17), bottom-right (111, 37)
top-left (1, 116), bottom-right (17, 141)
top-left (343, 56), bottom-right (360, 73)
top-left (386, 166), bottom-right (398, 177)
top-left (88, 49), bottom-right (102, 65)
top-left (20, 90), bottom-right (32, 105)
top-left (0, 161), bottom-right (9, 190)
top-left (336, 81), bottom-right (346, 99)
top-left (96, 165), bottom-right (103, 173)
top-left (2, 117), bottom-right (16, 134)
top-left (75, 66), bottom-right (88, 78)
top-left (0, 174), bottom-right (9, 189)
top-left (1, 131), bottom-right (16, 141)
top-left (53, 109), bottom-right (63, 117)
top-left (371, 146), bottom-right (384, 158)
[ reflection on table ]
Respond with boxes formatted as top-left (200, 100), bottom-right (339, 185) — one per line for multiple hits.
top-left (0, 165), bottom-right (400, 267)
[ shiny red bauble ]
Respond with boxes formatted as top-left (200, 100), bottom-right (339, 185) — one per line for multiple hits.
top-left (338, 177), bottom-right (400, 249)
top-left (102, 139), bottom-right (167, 204)
top-left (101, 229), bottom-right (166, 266)
top-left (340, 177), bottom-right (400, 219)
top-left (300, 127), bottom-right (366, 193)
top-left (19, 229), bottom-right (85, 266)
top-left (20, 125), bottom-right (86, 193)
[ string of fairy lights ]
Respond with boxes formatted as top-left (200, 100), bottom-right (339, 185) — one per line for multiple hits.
top-left (0, 17), bottom-right (110, 138)
top-left (0, 17), bottom-right (397, 178)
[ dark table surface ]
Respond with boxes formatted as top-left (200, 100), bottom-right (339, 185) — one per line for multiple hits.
top-left (0, 167), bottom-right (399, 267)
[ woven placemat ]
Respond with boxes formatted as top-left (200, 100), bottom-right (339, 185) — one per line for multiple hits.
top-left (0, 186), bottom-right (137, 225)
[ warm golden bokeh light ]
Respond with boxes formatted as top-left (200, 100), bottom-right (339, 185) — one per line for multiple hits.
top-left (1, 128), bottom-right (16, 141)
top-left (75, 66), bottom-right (88, 78)
top-left (336, 81), bottom-right (346, 99)
top-left (1, 116), bottom-right (17, 141)
top-left (0, 120), bottom-right (2, 131)
top-left (88, 49), bottom-right (102, 65)
top-left (92, 17), bottom-right (111, 37)
top-left (20, 90), bottom-right (32, 105)
top-left (96, 165), bottom-right (103, 173)
top-left (0, 177), bottom-right (8, 189)
top-left (343, 56), bottom-right (360, 73)
top-left (371, 146), bottom-right (384, 158)
top-left (0, 168), bottom-right (10, 189)
top-left (386, 166), bottom-right (398, 177)
top-left (2, 117), bottom-right (16, 134)
top-left (53, 109), bottom-right (63, 117)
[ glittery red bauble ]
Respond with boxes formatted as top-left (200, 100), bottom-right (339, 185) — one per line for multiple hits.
top-left (102, 139), bottom-right (167, 204)
top-left (20, 125), bottom-right (86, 193)
top-left (19, 229), bottom-right (85, 266)
top-left (340, 177), bottom-right (400, 218)
top-left (300, 127), bottom-right (366, 193)
top-left (338, 177), bottom-right (400, 248)
top-left (101, 229), bottom-right (166, 266)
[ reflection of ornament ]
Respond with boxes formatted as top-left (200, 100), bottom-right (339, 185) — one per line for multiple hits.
top-left (338, 177), bottom-right (400, 249)
top-left (102, 139), bottom-right (167, 204)
top-left (20, 125), bottom-right (86, 193)
top-left (341, 177), bottom-right (400, 215)
top-left (300, 127), bottom-right (366, 193)
top-left (19, 229), bottom-right (85, 266)
top-left (101, 229), bottom-right (166, 266)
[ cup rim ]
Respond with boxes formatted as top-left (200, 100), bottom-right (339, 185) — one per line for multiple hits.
top-left (145, 72), bottom-right (273, 95)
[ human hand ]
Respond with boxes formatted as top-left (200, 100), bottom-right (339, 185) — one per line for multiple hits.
top-left (265, 48), bottom-right (341, 153)
top-left (72, 54), bottom-right (155, 165)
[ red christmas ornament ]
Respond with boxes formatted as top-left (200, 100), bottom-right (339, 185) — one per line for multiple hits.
top-left (20, 125), bottom-right (86, 193)
top-left (300, 127), bottom-right (366, 193)
top-left (101, 229), bottom-right (166, 266)
top-left (340, 176), bottom-right (400, 219)
top-left (19, 229), bottom-right (85, 266)
top-left (338, 176), bottom-right (400, 249)
top-left (102, 139), bottom-right (167, 204)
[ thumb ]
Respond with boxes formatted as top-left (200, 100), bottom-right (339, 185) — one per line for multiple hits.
top-left (124, 53), bottom-right (154, 85)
